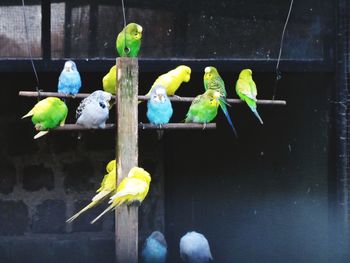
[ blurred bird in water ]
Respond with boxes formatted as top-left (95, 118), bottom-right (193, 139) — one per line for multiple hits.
top-left (180, 231), bottom-right (213, 263)
top-left (141, 231), bottom-right (167, 263)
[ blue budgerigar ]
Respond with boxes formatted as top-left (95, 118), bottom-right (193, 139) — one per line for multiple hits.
top-left (58, 60), bottom-right (82, 95)
top-left (141, 231), bottom-right (168, 263)
top-left (180, 231), bottom-right (213, 263)
top-left (147, 85), bottom-right (173, 126)
top-left (76, 90), bottom-right (112, 128)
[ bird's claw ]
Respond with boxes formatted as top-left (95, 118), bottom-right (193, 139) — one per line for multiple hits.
top-left (173, 95), bottom-right (182, 100)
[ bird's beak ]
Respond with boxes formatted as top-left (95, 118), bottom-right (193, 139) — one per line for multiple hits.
top-left (158, 94), bottom-right (164, 103)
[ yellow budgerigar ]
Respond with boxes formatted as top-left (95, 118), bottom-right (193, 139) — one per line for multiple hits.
top-left (90, 167), bottom-right (151, 224)
top-left (66, 160), bottom-right (117, 223)
top-left (103, 65), bottom-right (117, 95)
top-left (146, 65), bottom-right (191, 97)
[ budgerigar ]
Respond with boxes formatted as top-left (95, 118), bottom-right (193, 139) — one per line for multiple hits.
top-left (76, 90), bottom-right (112, 128)
top-left (57, 60), bottom-right (82, 95)
top-left (185, 90), bottom-right (220, 125)
top-left (90, 167), bottom-right (151, 224)
top-left (147, 85), bottom-right (173, 125)
top-left (22, 97), bottom-right (68, 139)
top-left (180, 231), bottom-right (213, 263)
top-left (103, 65), bottom-right (117, 95)
top-left (66, 160), bottom-right (117, 223)
top-left (146, 65), bottom-right (191, 97)
top-left (204, 66), bottom-right (238, 136)
top-left (116, 23), bottom-right (143, 57)
top-left (141, 231), bottom-right (168, 263)
top-left (236, 69), bottom-right (263, 124)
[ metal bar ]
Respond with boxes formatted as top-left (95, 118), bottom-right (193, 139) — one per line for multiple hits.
top-left (18, 91), bottom-right (287, 105)
top-left (0, 59), bottom-right (334, 73)
top-left (41, 0), bottom-right (51, 61)
top-left (51, 123), bottom-right (216, 131)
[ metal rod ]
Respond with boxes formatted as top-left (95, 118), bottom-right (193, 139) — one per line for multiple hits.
top-left (19, 91), bottom-right (287, 105)
top-left (51, 123), bottom-right (217, 131)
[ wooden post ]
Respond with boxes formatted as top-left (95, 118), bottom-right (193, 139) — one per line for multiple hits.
top-left (115, 57), bottom-right (139, 263)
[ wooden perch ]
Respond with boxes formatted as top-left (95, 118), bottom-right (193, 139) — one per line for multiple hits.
top-left (51, 123), bottom-right (217, 131)
top-left (19, 91), bottom-right (287, 105)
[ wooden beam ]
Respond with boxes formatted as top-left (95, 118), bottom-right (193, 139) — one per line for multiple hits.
top-left (51, 123), bottom-right (217, 131)
top-left (115, 57), bottom-right (139, 263)
top-left (18, 91), bottom-right (287, 105)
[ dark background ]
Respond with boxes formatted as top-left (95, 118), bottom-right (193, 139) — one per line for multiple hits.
top-left (0, 0), bottom-right (349, 262)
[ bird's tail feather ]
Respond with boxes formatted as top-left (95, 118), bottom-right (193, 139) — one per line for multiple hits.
top-left (157, 130), bottom-right (164, 140)
top-left (250, 106), bottom-right (264, 124)
top-left (34, 131), bottom-right (49, 139)
top-left (22, 109), bottom-right (34, 119)
top-left (219, 101), bottom-right (238, 138)
top-left (66, 202), bottom-right (96, 223)
top-left (90, 203), bottom-right (115, 224)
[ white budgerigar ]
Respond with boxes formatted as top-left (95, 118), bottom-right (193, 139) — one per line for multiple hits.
top-left (76, 90), bottom-right (112, 128)
top-left (180, 231), bottom-right (213, 263)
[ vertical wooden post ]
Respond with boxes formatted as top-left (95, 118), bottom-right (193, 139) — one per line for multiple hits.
top-left (115, 57), bottom-right (139, 263)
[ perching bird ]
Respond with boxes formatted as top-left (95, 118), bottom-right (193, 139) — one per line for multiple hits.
top-left (147, 85), bottom-right (173, 126)
top-left (185, 90), bottom-right (220, 125)
top-left (66, 160), bottom-right (117, 223)
top-left (204, 66), bottom-right (238, 136)
top-left (141, 231), bottom-right (168, 263)
top-left (103, 65), bottom-right (117, 95)
top-left (22, 97), bottom-right (68, 139)
top-left (180, 231), bottom-right (213, 263)
top-left (146, 65), bottom-right (191, 97)
top-left (236, 69), bottom-right (263, 124)
top-left (116, 22), bottom-right (143, 57)
top-left (76, 90), bottom-right (112, 128)
top-left (57, 60), bottom-right (82, 95)
top-left (91, 167), bottom-right (151, 224)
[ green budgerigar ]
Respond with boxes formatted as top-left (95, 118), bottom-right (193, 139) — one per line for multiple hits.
top-left (236, 69), bottom-right (263, 124)
top-left (103, 65), bottom-right (117, 95)
top-left (66, 160), bottom-right (117, 223)
top-left (116, 22), bottom-right (143, 57)
top-left (185, 90), bottom-right (221, 124)
top-left (22, 97), bottom-right (68, 139)
top-left (204, 66), bottom-right (238, 136)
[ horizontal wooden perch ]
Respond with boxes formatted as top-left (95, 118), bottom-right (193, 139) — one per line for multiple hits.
top-left (19, 91), bottom-right (287, 106)
top-left (51, 123), bottom-right (216, 131)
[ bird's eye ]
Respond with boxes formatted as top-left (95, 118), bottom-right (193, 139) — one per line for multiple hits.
top-left (99, 102), bottom-right (106, 109)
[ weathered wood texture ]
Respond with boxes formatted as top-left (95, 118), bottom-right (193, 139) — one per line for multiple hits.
top-left (51, 123), bottom-right (217, 131)
top-left (18, 91), bottom-right (287, 105)
top-left (115, 57), bottom-right (139, 263)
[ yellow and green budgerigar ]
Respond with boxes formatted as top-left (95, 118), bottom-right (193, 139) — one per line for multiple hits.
top-left (90, 167), bottom-right (151, 224)
top-left (185, 90), bottom-right (221, 124)
top-left (116, 22), bottom-right (143, 57)
top-left (103, 65), bottom-right (117, 95)
top-left (236, 69), bottom-right (263, 124)
top-left (66, 160), bottom-right (117, 223)
top-left (145, 65), bottom-right (191, 97)
top-left (204, 66), bottom-right (238, 137)
top-left (22, 97), bottom-right (68, 139)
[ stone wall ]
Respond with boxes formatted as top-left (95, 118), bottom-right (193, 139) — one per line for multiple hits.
top-left (0, 73), bottom-right (165, 263)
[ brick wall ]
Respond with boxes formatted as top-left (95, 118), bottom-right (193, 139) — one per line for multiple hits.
top-left (0, 73), bottom-right (165, 263)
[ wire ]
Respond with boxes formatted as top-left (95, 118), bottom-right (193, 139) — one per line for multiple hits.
top-left (272, 0), bottom-right (294, 100)
top-left (120, 0), bottom-right (130, 55)
top-left (21, 0), bottom-right (41, 100)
